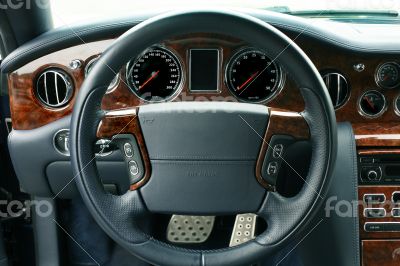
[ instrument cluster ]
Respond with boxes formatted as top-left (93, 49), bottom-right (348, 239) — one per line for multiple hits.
top-left (82, 44), bottom-right (400, 120)
top-left (123, 46), bottom-right (285, 103)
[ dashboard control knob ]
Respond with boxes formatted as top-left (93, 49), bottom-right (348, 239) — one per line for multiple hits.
top-left (353, 63), bottom-right (365, 72)
top-left (360, 166), bottom-right (382, 182)
top-left (367, 170), bottom-right (378, 181)
top-left (69, 59), bottom-right (82, 70)
top-left (53, 129), bottom-right (70, 155)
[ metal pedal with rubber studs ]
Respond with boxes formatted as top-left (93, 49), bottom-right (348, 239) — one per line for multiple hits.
top-left (229, 214), bottom-right (257, 247)
top-left (167, 215), bottom-right (215, 244)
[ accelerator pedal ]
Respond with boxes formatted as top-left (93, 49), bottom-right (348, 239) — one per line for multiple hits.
top-left (229, 214), bottom-right (257, 247)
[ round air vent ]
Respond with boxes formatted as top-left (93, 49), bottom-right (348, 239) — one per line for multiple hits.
top-left (322, 72), bottom-right (350, 109)
top-left (35, 69), bottom-right (73, 108)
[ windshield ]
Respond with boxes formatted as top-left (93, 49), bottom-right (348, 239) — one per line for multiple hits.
top-left (51, 0), bottom-right (400, 27)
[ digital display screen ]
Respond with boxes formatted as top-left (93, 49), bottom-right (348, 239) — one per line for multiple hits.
top-left (189, 49), bottom-right (219, 91)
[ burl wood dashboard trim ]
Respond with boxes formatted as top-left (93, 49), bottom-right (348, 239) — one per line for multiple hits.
top-left (8, 40), bottom-right (114, 130)
top-left (358, 149), bottom-right (400, 155)
top-left (8, 33), bottom-right (305, 131)
top-left (362, 240), bottom-right (400, 266)
top-left (354, 123), bottom-right (400, 147)
top-left (7, 32), bottom-right (400, 147)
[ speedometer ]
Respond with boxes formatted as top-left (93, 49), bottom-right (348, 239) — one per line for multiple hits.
top-left (226, 49), bottom-right (283, 103)
top-left (126, 47), bottom-right (182, 102)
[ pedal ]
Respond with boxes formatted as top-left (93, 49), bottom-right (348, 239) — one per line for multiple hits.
top-left (167, 215), bottom-right (215, 244)
top-left (229, 214), bottom-right (257, 247)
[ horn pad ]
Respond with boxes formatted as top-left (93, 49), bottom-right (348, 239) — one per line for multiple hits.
top-left (139, 102), bottom-right (268, 214)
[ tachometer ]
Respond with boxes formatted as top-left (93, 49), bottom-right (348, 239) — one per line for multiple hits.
top-left (358, 90), bottom-right (387, 118)
top-left (126, 47), bottom-right (182, 102)
top-left (376, 62), bottom-right (400, 89)
top-left (226, 49), bottom-right (283, 103)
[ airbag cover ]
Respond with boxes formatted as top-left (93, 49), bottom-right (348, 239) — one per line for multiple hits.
top-left (139, 102), bottom-right (268, 214)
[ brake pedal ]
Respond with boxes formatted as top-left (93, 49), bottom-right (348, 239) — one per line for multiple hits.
top-left (167, 215), bottom-right (215, 244)
top-left (229, 214), bottom-right (257, 247)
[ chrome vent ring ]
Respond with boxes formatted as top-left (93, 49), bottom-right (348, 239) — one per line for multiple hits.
top-left (36, 69), bottom-right (74, 108)
top-left (322, 72), bottom-right (350, 109)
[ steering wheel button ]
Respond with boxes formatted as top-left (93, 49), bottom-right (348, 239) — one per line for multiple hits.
top-left (267, 162), bottom-right (279, 176)
top-left (124, 142), bottom-right (134, 158)
top-left (128, 161), bottom-right (139, 175)
top-left (272, 144), bottom-right (284, 158)
top-left (261, 135), bottom-right (295, 186)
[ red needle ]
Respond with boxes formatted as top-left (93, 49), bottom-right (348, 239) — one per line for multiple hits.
top-left (237, 71), bottom-right (259, 91)
top-left (139, 70), bottom-right (160, 90)
top-left (364, 96), bottom-right (375, 110)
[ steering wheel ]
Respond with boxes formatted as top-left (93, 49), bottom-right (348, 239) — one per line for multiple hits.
top-left (70, 10), bottom-right (337, 266)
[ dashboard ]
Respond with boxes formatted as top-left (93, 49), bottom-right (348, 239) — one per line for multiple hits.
top-left (7, 30), bottom-right (400, 150)
top-left (5, 10), bottom-right (400, 265)
top-left (7, 34), bottom-right (302, 129)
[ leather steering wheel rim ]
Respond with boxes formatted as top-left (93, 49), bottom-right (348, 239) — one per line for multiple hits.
top-left (70, 9), bottom-right (337, 266)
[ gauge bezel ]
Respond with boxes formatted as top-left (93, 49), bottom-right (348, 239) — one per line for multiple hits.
top-left (394, 94), bottom-right (400, 117)
top-left (85, 56), bottom-right (100, 77)
top-left (125, 45), bottom-right (184, 103)
top-left (224, 47), bottom-right (285, 104)
top-left (85, 55), bottom-right (120, 93)
top-left (357, 90), bottom-right (387, 119)
top-left (375, 62), bottom-right (400, 89)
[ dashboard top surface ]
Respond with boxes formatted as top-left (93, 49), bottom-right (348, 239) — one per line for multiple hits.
top-left (3, 9), bottom-right (400, 74)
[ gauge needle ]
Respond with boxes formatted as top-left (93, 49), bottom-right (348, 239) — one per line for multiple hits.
top-left (139, 70), bottom-right (160, 90)
top-left (364, 96), bottom-right (375, 110)
top-left (237, 71), bottom-right (259, 91)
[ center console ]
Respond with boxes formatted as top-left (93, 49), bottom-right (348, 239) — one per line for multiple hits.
top-left (358, 150), bottom-right (400, 265)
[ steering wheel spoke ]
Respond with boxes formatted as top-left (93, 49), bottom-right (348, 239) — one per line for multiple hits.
top-left (256, 108), bottom-right (310, 190)
top-left (98, 108), bottom-right (152, 190)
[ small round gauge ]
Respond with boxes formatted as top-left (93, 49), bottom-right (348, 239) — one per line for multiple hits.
top-left (376, 62), bottom-right (400, 89)
top-left (126, 47), bottom-right (182, 102)
top-left (358, 90), bottom-right (387, 118)
top-left (85, 56), bottom-right (120, 93)
top-left (226, 49), bottom-right (283, 103)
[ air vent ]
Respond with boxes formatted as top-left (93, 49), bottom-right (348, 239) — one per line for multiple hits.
top-left (322, 72), bottom-right (350, 109)
top-left (36, 69), bottom-right (73, 108)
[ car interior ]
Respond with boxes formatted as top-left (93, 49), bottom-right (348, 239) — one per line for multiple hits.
top-left (2, 0), bottom-right (400, 265)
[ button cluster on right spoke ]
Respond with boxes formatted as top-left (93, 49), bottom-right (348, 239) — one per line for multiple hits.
top-left (261, 135), bottom-right (295, 186)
